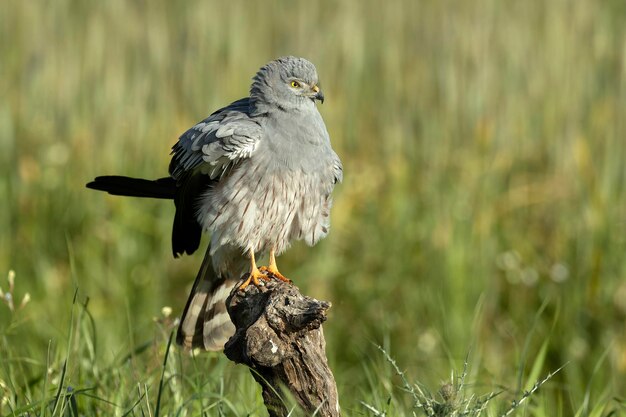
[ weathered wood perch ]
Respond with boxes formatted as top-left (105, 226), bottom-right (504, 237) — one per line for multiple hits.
top-left (224, 278), bottom-right (340, 417)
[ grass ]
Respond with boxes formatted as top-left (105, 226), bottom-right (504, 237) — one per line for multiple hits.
top-left (361, 346), bottom-right (568, 417)
top-left (1, 0), bottom-right (626, 415)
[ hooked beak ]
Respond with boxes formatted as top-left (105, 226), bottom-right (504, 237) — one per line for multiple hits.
top-left (312, 84), bottom-right (324, 104)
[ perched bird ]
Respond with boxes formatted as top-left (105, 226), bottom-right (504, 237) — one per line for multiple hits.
top-left (87, 56), bottom-right (343, 351)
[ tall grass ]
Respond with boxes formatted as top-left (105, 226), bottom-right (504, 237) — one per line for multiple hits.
top-left (1, 0), bottom-right (625, 415)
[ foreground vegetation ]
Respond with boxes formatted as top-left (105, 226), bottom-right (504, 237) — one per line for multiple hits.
top-left (1, 0), bottom-right (625, 415)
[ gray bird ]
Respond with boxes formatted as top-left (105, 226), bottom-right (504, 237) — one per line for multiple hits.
top-left (87, 56), bottom-right (343, 351)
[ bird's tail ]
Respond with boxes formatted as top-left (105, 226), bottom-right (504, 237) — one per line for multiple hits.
top-left (86, 175), bottom-right (177, 199)
top-left (176, 248), bottom-right (237, 351)
top-left (89, 175), bottom-right (237, 350)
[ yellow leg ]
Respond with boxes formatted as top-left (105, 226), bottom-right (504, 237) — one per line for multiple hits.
top-left (238, 248), bottom-right (271, 290)
top-left (259, 248), bottom-right (292, 283)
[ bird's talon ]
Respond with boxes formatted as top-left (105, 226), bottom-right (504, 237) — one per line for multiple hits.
top-left (238, 269), bottom-right (271, 291)
top-left (259, 266), bottom-right (292, 284)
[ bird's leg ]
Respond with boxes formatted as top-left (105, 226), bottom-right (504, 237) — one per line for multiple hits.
top-left (259, 248), bottom-right (292, 283)
top-left (238, 248), bottom-right (271, 290)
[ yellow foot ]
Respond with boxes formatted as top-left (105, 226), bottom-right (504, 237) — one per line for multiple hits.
top-left (259, 266), bottom-right (292, 284)
top-left (238, 268), bottom-right (271, 291)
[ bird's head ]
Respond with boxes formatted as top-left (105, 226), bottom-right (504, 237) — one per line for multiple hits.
top-left (250, 56), bottom-right (324, 112)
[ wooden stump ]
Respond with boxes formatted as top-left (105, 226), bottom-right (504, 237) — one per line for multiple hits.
top-left (224, 278), bottom-right (340, 417)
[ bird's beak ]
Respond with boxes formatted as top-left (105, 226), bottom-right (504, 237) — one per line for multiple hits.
top-left (312, 84), bottom-right (324, 104)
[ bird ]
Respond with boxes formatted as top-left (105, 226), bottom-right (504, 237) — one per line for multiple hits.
top-left (87, 56), bottom-right (343, 351)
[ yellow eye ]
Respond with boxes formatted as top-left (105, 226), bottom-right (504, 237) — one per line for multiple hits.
top-left (290, 81), bottom-right (301, 88)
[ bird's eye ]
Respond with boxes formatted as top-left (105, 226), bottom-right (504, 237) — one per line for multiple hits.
top-left (290, 81), bottom-right (301, 88)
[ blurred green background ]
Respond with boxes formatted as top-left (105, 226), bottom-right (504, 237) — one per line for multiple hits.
top-left (1, 0), bottom-right (626, 415)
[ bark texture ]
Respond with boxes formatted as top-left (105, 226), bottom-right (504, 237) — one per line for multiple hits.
top-left (224, 278), bottom-right (340, 417)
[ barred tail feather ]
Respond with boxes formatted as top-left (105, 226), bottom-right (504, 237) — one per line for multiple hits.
top-left (176, 249), bottom-right (237, 351)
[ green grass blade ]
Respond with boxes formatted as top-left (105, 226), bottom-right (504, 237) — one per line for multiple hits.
top-left (155, 332), bottom-right (174, 417)
top-left (523, 339), bottom-right (549, 393)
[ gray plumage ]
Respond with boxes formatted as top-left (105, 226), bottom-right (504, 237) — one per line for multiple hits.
top-left (171, 56), bottom-right (342, 350)
top-left (88, 57), bottom-right (342, 351)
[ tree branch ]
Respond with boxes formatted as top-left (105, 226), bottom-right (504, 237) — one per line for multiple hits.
top-left (224, 278), bottom-right (340, 417)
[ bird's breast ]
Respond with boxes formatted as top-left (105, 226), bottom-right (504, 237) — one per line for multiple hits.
top-left (197, 149), bottom-right (334, 256)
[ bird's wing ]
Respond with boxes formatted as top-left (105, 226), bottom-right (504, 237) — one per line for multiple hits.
top-left (168, 98), bottom-right (263, 257)
top-left (169, 98), bottom-right (263, 181)
top-left (331, 152), bottom-right (343, 184)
